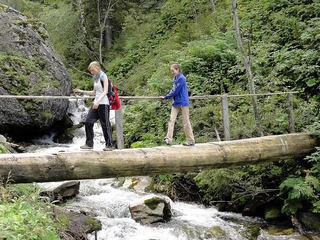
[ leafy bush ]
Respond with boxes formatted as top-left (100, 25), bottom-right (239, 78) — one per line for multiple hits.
top-left (280, 147), bottom-right (320, 215)
top-left (0, 183), bottom-right (62, 239)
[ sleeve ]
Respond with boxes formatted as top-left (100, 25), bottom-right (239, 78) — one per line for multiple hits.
top-left (164, 77), bottom-right (184, 99)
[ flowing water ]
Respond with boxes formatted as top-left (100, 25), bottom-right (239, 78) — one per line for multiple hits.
top-left (33, 100), bottom-right (310, 240)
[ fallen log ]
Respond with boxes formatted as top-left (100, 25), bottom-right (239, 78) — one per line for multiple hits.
top-left (0, 133), bottom-right (319, 183)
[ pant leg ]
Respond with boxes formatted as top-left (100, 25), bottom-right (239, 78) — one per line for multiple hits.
top-left (165, 106), bottom-right (180, 142)
top-left (98, 104), bottom-right (113, 147)
top-left (85, 107), bottom-right (99, 147)
top-left (181, 106), bottom-right (195, 143)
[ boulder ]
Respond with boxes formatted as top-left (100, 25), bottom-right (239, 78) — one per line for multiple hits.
top-left (129, 195), bottom-right (172, 225)
top-left (122, 176), bottom-right (153, 192)
top-left (298, 212), bottom-right (320, 232)
top-left (207, 226), bottom-right (227, 238)
top-left (39, 180), bottom-right (80, 203)
top-left (53, 207), bottom-right (102, 236)
top-left (0, 4), bottom-right (71, 137)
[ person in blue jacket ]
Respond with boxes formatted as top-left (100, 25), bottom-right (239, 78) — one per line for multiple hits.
top-left (162, 64), bottom-right (195, 146)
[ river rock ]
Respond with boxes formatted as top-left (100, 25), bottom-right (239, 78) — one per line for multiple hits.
top-left (298, 212), bottom-right (320, 232)
top-left (122, 176), bottom-right (153, 192)
top-left (129, 195), bottom-right (172, 225)
top-left (206, 226), bottom-right (227, 239)
top-left (39, 180), bottom-right (80, 203)
top-left (0, 4), bottom-right (71, 137)
top-left (53, 207), bottom-right (102, 235)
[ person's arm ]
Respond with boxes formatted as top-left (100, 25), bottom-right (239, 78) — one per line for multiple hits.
top-left (92, 75), bottom-right (108, 109)
top-left (164, 77), bottom-right (184, 99)
top-left (73, 88), bottom-right (96, 96)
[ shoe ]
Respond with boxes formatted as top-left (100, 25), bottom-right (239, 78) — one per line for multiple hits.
top-left (182, 142), bottom-right (195, 146)
top-left (162, 139), bottom-right (172, 146)
top-left (80, 145), bottom-right (93, 149)
top-left (103, 146), bottom-right (113, 151)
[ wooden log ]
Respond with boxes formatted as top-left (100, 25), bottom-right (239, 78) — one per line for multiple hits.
top-left (0, 133), bottom-right (318, 183)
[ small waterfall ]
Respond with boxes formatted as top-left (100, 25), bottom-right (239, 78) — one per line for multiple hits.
top-left (31, 99), bottom-right (115, 153)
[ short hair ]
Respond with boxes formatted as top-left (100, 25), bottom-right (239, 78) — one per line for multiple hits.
top-left (88, 61), bottom-right (101, 72)
top-left (171, 64), bottom-right (181, 73)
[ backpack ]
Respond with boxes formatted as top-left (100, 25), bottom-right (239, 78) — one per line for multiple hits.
top-left (100, 77), bottom-right (121, 110)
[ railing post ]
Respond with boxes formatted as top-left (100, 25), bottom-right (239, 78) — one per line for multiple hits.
top-left (221, 95), bottom-right (230, 141)
top-left (115, 108), bottom-right (124, 149)
top-left (288, 93), bottom-right (295, 133)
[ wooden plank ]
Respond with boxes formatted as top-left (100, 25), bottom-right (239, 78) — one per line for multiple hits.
top-left (221, 95), bottom-right (230, 141)
top-left (115, 108), bottom-right (124, 149)
top-left (288, 93), bottom-right (295, 133)
top-left (0, 133), bottom-right (317, 183)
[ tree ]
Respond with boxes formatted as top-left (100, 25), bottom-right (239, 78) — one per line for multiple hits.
top-left (231, 0), bottom-right (263, 136)
top-left (97, 0), bottom-right (119, 63)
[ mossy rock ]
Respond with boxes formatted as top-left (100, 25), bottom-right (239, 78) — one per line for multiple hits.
top-left (207, 226), bottom-right (226, 238)
top-left (264, 207), bottom-right (281, 220)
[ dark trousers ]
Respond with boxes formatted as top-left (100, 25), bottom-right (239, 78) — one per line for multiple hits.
top-left (85, 104), bottom-right (113, 148)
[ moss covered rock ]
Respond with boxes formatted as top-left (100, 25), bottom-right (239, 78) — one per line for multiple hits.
top-left (0, 5), bottom-right (71, 138)
top-left (207, 226), bottom-right (227, 238)
top-left (129, 195), bottom-right (172, 225)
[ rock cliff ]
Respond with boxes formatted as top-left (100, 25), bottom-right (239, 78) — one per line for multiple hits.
top-left (0, 4), bottom-right (71, 137)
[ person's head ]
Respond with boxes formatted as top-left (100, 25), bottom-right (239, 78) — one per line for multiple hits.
top-left (88, 61), bottom-right (101, 76)
top-left (170, 64), bottom-right (181, 77)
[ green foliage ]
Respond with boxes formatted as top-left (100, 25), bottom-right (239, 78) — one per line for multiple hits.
top-left (280, 147), bottom-right (320, 215)
top-left (0, 144), bottom-right (7, 154)
top-left (0, 183), bottom-right (62, 239)
top-left (152, 173), bottom-right (202, 202)
top-left (194, 163), bottom-right (284, 209)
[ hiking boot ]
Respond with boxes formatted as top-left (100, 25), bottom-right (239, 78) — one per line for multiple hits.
top-left (182, 142), bottom-right (195, 146)
top-left (162, 138), bottom-right (172, 146)
top-left (103, 146), bottom-right (113, 151)
top-left (80, 144), bottom-right (93, 149)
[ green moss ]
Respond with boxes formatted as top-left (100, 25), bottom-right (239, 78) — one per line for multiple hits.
top-left (42, 109), bottom-right (52, 120)
top-left (0, 143), bottom-right (8, 154)
top-left (128, 177), bottom-right (138, 189)
top-left (0, 53), bottom-right (54, 113)
top-left (0, 4), bottom-right (6, 9)
top-left (207, 226), bottom-right (226, 238)
top-left (144, 197), bottom-right (161, 210)
top-left (265, 207), bottom-right (280, 220)
top-left (249, 225), bottom-right (261, 240)
top-left (84, 217), bottom-right (102, 232)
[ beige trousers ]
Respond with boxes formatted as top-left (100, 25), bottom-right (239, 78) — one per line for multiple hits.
top-left (165, 106), bottom-right (195, 143)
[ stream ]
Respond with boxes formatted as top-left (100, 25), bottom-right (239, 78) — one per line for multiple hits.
top-left (32, 100), bottom-right (310, 240)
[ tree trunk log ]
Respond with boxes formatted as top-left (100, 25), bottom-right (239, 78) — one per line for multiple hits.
top-left (0, 133), bottom-right (318, 183)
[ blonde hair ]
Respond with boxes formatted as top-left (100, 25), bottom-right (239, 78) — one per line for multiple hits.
top-left (171, 64), bottom-right (182, 73)
top-left (88, 61), bottom-right (101, 72)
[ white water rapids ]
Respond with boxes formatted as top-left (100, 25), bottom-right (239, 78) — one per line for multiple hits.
top-left (33, 99), bottom-right (307, 240)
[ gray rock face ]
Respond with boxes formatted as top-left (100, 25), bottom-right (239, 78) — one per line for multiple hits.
top-left (0, 4), bottom-right (71, 137)
top-left (129, 195), bottom-right (172, 225)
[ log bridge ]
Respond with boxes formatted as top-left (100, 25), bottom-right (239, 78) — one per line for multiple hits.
top-left (0, 132), bottom-right (318, 183)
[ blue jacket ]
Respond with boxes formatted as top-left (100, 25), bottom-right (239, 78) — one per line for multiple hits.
top-left (164, 73), bottom-right (190, 107)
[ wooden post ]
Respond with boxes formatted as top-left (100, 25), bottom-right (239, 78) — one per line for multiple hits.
top-left (115, 108), bottom-right (124, 149)
top-left (288, 93), bottom-right (295, 133)
top-left (221, 95), bottom-right (230, 141)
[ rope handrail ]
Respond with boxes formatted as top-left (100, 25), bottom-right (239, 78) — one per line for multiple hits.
top-left (0, 91), bottom-right (299, 100)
